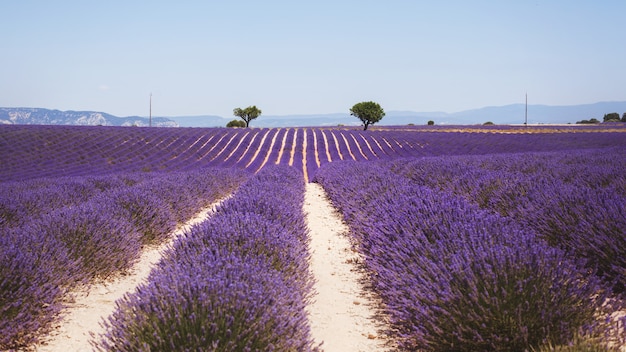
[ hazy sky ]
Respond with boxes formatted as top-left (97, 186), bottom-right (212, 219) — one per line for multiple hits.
top-left (2, 1), bottom-right (625, 118)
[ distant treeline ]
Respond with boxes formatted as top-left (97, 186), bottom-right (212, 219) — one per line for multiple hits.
top-left (577, 112), bottom-right (626, 124)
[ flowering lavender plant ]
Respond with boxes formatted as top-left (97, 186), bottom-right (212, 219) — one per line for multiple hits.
top-left (31, 201), bottom-right (143, 281)
top-left (95, 165), bottom-right (318, 351)
top-left (389, 148), bottom-right (626, 293)
top-left (1, 167), bottom-right (249, 349)
top-left (315, 160), bottom-right (621, 351)
top-left (0, 227), bottom-right (77, 349)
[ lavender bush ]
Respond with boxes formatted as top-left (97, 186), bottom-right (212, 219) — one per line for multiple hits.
top-left (31, 201), bottom-right (143, 281)
top-left (314, 160), bottom-right (621, 351)
top-left (97, 251), bottom-right (312, 351)
top-left (536, 334), bottom-right (624, 352)
top-left (0, 173), bottom-right (149, 229)
top-left (389, 148), bottom-right (626, 292)
top-left (142, 168), bottom-right (249, 224)
top-left (0, 227), bottom-right (78, 349)
top-left (95, 165), bottom-right (318, 351)
top-left (103, 187), bottom-right (177, 246)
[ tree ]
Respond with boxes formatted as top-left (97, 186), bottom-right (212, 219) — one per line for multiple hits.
top-left (233, 105), bottom-right (262, 128)
top-left (349, 101), bottom-right (385, 131)
top-left (427, 120), bottom-right (435, 126)
top-left (226, 119), bottom-right (246, 128)
top-left (603, 112), bottom-right (620, 122)
top-left (622, 112), bottom-right (626, 122)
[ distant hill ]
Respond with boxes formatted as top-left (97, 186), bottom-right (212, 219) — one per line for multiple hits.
top-left (169, 113), bottom-right (357, 128)
top-left (169, 101), bottom-right (626, 127)
top-left (445, 101), bottom-right (626, 125)
top-left (0, 108), bottom-right (177, 127)
top-left (171, 115), bottom-right (229, 127)
top-left (2, 101), bottom-right (626, 127)
top-left (373, 101), bottom-right (626, 125)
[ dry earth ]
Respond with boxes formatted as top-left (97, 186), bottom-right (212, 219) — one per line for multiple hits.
top-left (304, 182), bottom-right (390, 351)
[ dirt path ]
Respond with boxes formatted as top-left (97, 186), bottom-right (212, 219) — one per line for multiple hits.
top-left (34, 204), bottom-right (222, 352)
top-left (304, 182), bottom-right (389, 351)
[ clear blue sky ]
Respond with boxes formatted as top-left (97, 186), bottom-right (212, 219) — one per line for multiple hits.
top-left (2, 1), bottom-right (625, 118)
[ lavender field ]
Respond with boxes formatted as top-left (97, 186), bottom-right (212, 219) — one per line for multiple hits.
top-left (1, 124), bottom-right (626, 351)
top-left (3, 124), bottom-right (626, 183)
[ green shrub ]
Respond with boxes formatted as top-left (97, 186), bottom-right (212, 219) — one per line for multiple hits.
top-left (226, 119), bottom-right (246, 128)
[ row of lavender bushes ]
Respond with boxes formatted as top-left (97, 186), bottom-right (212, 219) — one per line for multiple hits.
top-left (94, 165), bottom-right (320, 351)
top-left (0, 172), bottom-right (156, 229)
top-left (388, 147), bottom-right (626, 293)
top-left (314, 160), bottom-right (624, 351)
top-left (0, 168), bottom-right (248, 350)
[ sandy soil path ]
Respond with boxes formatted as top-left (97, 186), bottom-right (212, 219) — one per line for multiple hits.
top-left (304, 182), bottom-right (389, 352)
top-left (34, 204), bottom-right (221, 352)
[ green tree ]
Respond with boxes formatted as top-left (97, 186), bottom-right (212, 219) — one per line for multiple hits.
top-left (603, 112), bottom-right (620, 122)
top-left (427, 120), bottom-right (435, 126)
top-left (233, 105), bottom-right (262, 128)
top-left (349, 101), bottom-right (385, 131)
top-left (622, 112), bottom-right (626, 122)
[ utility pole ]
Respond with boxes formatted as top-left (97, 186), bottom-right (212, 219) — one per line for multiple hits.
top-left (524, 92), bottom-right (528, 126)
top-left (149, 93), bottom-right (152, 127)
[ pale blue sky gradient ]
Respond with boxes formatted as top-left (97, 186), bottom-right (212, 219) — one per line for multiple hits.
top-left (2, 1), bottom-right (625, 117)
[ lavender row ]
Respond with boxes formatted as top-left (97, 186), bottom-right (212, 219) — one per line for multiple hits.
top-left (0, 172), bottom-right (147, 229)
top-left (95, 165), bottom-right (318, 351)
top-left (0, 168), bottom-right (248, 350)
top-left (388, 148), bottom-right (626, 292)
top-left (314, 161), bottom-right (622, 351)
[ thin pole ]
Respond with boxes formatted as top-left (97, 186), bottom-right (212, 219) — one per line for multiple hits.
top-left (525, 92), bottom-right (528, 126)
top-left (149, 93), bottom-right (152, 127)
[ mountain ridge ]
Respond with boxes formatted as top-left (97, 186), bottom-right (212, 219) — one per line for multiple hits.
top-left (0, 107), bottom-right (176, 127)
top-left (2, 101), bottom-right (625, 127)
